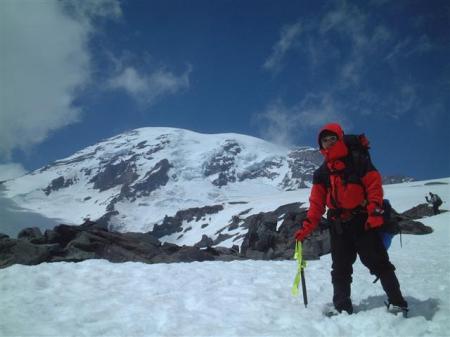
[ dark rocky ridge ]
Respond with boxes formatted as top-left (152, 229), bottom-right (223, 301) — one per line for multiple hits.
top-left (89, 157), bottom-right (139, 192)
top-left (131, 159), bottom-right (173, 198)
top-left (102, 159), bottom-right (173, 215)
top-left (238, 159), bottom-right (283, 181)
top-left (43, 176), bottom-right (77, 195)
top-left (382, 175), bottom-right (416, 185)
top-left (392, 203), bottom-right (440, 235)
top-left (0, 221), bottom-right (239, 269)
top-left (281, 148), bottom-right (322, 190)
top-left (203, 140), bottom-right (242, 187)
top-left (0, 202), bottom-right (436, 269)
top-left (151, 205), bottom-right (224, 239)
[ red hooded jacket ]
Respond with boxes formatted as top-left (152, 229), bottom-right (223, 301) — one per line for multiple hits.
top-left (296, 123), bottom-right (384, 241)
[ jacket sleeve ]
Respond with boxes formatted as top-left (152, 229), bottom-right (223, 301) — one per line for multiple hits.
top-left (361, 169), bottom-right (383, 208)
top-left (301, 171), bottom-right (327, 237)
top-left (361, 163), bottom-right (384, 228)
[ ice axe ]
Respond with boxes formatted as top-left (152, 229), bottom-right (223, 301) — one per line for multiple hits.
top-left (291, 240), bottom-right (308, 307)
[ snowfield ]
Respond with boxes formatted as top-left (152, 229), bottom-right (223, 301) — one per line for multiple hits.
top-left (0, 178), bottom-right (449, 337)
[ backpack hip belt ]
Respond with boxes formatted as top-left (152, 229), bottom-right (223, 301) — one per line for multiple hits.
top-left (327, 205), bottom-right (367, 223)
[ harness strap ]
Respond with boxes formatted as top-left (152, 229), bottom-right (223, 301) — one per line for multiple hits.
top-left (327, 204), bottom-right (368, 235)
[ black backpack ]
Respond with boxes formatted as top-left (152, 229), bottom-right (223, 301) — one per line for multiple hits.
top-left (343, 136), bottom-right (401, 237)
top-left (342, 134), bottom-right (371, 180)
top-left (380, 199), bottom-right (401, 235)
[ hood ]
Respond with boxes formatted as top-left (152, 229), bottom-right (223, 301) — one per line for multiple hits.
top-left (318, 123), bottom-right (345, 149)
top-left (318, 123), bottom-right (348, 163)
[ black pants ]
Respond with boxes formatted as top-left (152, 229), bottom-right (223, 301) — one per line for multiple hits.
top-left (330, 213), bottom-right (407, 312)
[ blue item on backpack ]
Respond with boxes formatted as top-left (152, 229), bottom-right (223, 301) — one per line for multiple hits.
top-left (380, 231), bottom-right (394, 249)
top-left (377, 199), bottom-right (401, 250)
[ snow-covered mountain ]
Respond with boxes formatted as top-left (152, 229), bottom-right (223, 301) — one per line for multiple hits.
top-left (2, 127), bottom-right (321, 246)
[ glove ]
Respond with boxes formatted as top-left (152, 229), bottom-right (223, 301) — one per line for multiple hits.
top-left (295, 228), bottom-right (307, 242)
top-left (294, 219), bottom-right (313, 241)
top-left (365, 203), bottom-right (384, 230)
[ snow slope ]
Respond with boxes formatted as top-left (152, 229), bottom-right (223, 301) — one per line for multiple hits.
top-left (0, 178), bottom-right (449, 337)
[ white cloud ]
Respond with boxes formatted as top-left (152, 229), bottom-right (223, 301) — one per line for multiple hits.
top-left (414, 102), bottom-right (445, 128)
top-left (256, 95), bottom-right (349, 146)
top-left (384, 38), bottom-right (412, 61)
top-left (109, 67), bottom-right (149, 95)
top-left (263, 21), bottom-right (302, 73)
top-left (0, 163), bottom-right (27, 181)
top-left (296, 93), bottom-right (349, 128)
top-left (371, 25), bottom-right (392, 45)
top-left (263, 1), bottom-right (431, 124)
top-left (0, 0), bottom-right (121, 159)
top-left (319, 2), bottom-right (371, 88)
top-left (413, 35), bottom-right (432, 54)
top-left (401, 34), bottom-right (433, 57)
top-left (386, 35), bottom-right (432, 62)
top-left (256, 100), bottom-right (300, 146)
top-left (392, 84), bottom-right (418, 118)
top-left (322, 2), bottom-right (369, 50)
top-left (108, 65), bottom-right (192, 106)
top-left (62, 0), bottom-right (122, 23)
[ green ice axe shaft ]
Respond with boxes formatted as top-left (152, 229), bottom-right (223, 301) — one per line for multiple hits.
top-left (291, 241), bottom-right (308, 307)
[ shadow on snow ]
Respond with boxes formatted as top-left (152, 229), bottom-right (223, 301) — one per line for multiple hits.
top-left (355, 295), bottom-right (440, 321)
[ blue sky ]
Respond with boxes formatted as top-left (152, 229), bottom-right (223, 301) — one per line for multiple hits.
top-left (0, 0), bottom-right (449, 181)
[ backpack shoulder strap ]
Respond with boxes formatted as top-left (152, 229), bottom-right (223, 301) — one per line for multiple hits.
top-left (314, 162), bottom-right (331, 189)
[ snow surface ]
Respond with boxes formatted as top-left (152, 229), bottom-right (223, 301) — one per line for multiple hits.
top-left (1, 178), bottom-right (449, 337)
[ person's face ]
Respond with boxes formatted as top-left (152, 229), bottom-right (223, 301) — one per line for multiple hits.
top-left (321, 135), bottom-right (338, 149)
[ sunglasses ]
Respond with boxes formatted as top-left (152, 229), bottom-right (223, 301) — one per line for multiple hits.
top-left (321, 135), bottom-right (338, 143)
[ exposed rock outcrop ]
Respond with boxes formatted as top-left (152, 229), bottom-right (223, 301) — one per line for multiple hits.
top-left (203, 140), bottom-right (241, 187)
top-left (382, 175), bottom-right (415, 185)
top-left (281, 147), bottom-right (322, 190)
top-left (240, 203), bottom-right (330, 260)
top-left (89, 158), bottom-right (138, 192)
top-left (150, 205), bottom-right (224, 239)
top-left (43, 176), bottom-right (77, 195)
top-left (392, 204), bottom-right (437, 234)
top-left (0, 221), bottom-right (240, 269)
top-left (0, 203), bottom-right (435, 269)
top-left (400, 203), bottom-right (441, 220)
top-left (131, 159), bottom-right (173, 197)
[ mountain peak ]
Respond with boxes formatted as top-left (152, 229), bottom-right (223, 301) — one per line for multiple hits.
top-left (3, 127), bottom-right (319, 242)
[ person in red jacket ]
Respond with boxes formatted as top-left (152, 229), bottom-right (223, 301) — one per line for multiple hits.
top-left (295, 123), bottom-right (408, 315)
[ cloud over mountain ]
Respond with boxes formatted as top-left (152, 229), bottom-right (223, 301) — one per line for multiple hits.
top-left (108, 65), bottom-right (192, 107)
top-left (0, 0), bottom-right (121, 158)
